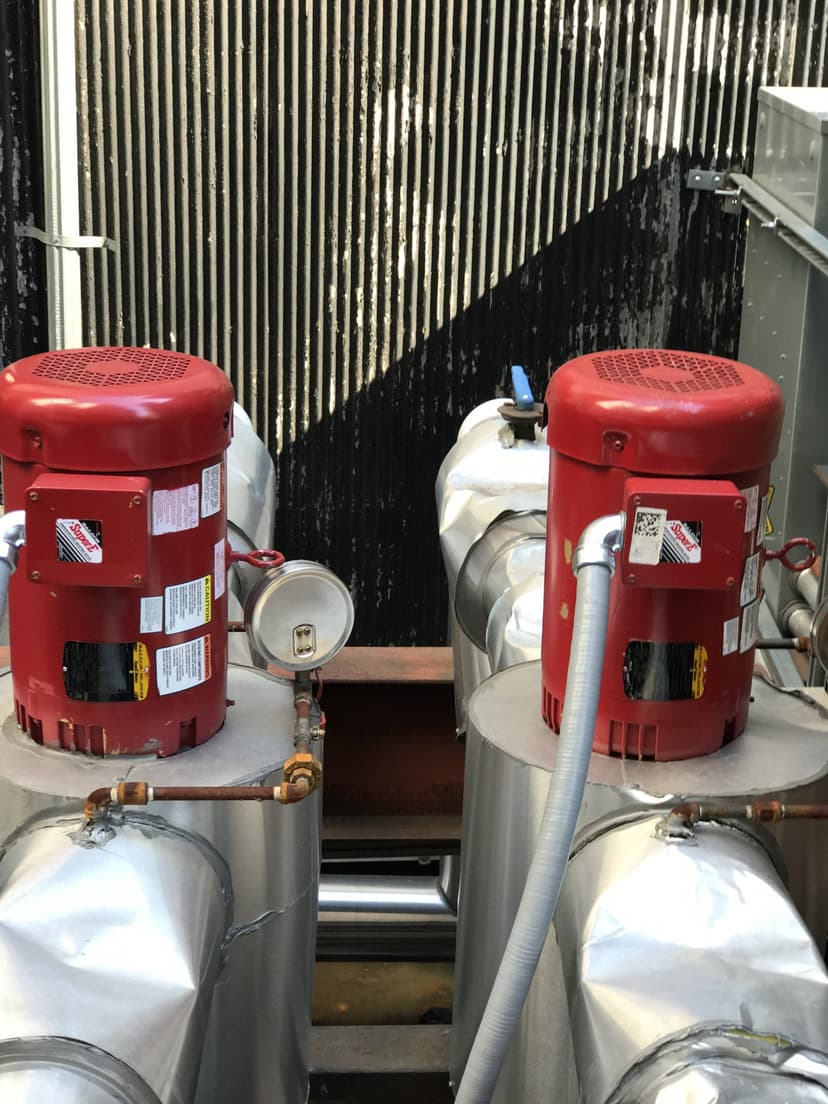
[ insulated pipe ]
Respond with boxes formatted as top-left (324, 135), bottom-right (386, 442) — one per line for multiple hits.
top-left (319, 874), bottom-right (455, 915)
top-left (0, 511), bottom-right (25, 626)
top-left (455, 513), bottom-right (623, 1104)
top-left (795, 565), bottom-right (821, 610)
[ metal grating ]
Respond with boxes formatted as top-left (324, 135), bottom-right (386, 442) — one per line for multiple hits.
top-left (592, 351), bottom-right (744, 392)
top-left (72, 1), bottom-right (828, 644)
top-left (33, 347), bottom-right (190, 384)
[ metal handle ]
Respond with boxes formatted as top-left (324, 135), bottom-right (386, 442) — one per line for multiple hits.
top-left (229, 548), bottom-right (286, 569)
top-left (766, 537), bottom-right (817, 573)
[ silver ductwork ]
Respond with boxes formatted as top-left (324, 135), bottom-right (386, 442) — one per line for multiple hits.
top-left (0, 816), bottom-right (228, 1104)
top-left (557, 814), bottom-right (828, 1103)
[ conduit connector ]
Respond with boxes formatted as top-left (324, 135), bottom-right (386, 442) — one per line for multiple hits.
top-left (572, 512), bottom-right (625, 576)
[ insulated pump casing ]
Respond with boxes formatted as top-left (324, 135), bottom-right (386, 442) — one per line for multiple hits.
top-left (0, 347), bottom-right (234, 756)
top-left (542, 350), bottom-right (783, 760)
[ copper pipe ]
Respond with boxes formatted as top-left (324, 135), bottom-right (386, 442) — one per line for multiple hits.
top-left (84, 777), bottom-right (314, 820)
top-left (668, 799), bottom-right (828, 827)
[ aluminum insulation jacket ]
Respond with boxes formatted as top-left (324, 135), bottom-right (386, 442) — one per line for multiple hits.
top-left (556, 815), bottom-right (828, 1103)
top-left (0, 817), bottom-right (229, 1104)
top-left (455, 561), bottom-right (611, 1103)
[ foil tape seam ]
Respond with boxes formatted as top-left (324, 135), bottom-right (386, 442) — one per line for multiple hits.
top-left (221, 878), bottom-right (315, 954)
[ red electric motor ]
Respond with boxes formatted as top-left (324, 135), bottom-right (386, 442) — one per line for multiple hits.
top-left (0, 347), bottom-right (235, 756)
top-left (542, 349), bottom-right (788, 761)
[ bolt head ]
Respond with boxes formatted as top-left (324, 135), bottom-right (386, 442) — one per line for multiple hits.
top-left (133, 574), bottom-right (143, 585)
top-left (626, 574), bottom-right (636, 585)
top-left (734, 498), bottom-right (743, 510)
top-left (30, 570), bottom-right (40, 581)
top-left (27, 491), bottom-right (37, 502)
top-left (132, 495), bottom-right (143, 506)
top-left (726, 576), bottom-right (735, 587)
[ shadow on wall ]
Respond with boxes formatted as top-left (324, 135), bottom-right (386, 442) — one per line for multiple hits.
top-left (276, 150), bottom-right (746, 645)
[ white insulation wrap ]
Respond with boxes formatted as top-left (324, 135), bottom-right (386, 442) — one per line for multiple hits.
top-left (0, 817), bottom-right (228, 1104)
top-left (557, 815), bottom-right (828, 1104)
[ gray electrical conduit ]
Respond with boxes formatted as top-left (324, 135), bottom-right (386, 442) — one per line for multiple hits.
top-left (455, 512), bottom-right (625, 1104)
top-left (0, 511), bottom-right (26, 625)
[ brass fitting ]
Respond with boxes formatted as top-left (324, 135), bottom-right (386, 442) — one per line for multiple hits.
top-left (283, 751), bottom-right (323, 791)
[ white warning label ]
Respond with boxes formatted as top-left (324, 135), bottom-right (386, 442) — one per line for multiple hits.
top-left (214, 538), bottom-right (226, 599)
top-left (201, 461), bottom-right (222, 518)
top-left (740, 551), bottom-right (760, 607)
top-left (723, 615), bottom-right (740, 657)
top-left (629, 507), bottom-right (668, 565)
top-left (140, 595), bottom-right (163, 634)
top-left (56, 519), bottom-right (103, 563)
top-left (157, 634), bottom-right (212, 696)
top-left (756, 493), bottom-right (769, 547)
top-left (740, 598), bottom-right (760, 653)
top-left (165, 575), bottom-right (212, 634)
top-left (152, 484), bottom-right (200, 535)
top-left (743, 484), bottom-right (759, 535)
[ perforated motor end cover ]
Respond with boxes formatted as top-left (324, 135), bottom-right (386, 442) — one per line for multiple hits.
top-left (545, 349), bottom-right (783, 476)
top-left (0, 347), bottom-right (234, 471)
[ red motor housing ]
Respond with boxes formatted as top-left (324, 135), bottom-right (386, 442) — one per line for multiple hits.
top-left (0, 347), bottom-right (235, 756)
top-left (542, 349), bottom-right (784, 761)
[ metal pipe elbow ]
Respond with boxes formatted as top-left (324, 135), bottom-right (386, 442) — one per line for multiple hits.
top-left (0, 511), bottom-right (25, 572)
top-left (571, 512), bottom-right (625, 576)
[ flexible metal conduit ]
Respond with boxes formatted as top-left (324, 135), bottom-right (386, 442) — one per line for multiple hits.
top-left (455, 514), bottom-right (624, 1104)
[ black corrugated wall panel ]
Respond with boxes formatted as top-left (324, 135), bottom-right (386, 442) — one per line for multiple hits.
top-left (74, 0), bottom-right (828, 644)
top-left (0, 2), bottom-right (47, 368)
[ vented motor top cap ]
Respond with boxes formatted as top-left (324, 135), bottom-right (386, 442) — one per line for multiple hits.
top-left (0, 348), bottom-right (234, 471)
top-left (546, 349), bottom-right (784, 476)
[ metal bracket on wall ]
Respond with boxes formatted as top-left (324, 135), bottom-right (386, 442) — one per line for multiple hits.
top-left (15, 225), bottom-right (118, 253)
top-left (727, 173), bottom-right (828, 278)
top-left (685, 168), bottom-right (742, 214)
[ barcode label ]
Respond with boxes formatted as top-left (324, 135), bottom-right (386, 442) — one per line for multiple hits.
top-left (629, 507), bottom-right (668, 565)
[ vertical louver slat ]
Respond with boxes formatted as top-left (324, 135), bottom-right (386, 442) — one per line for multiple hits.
top-left (70, 0), bottom-right (828, 644)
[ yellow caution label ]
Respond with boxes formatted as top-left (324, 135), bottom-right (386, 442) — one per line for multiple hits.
top-left (132, 642), bottom-right (150, 701)
top-left (203, 573), bottom-right (212, 625)
top-left (765, 484), bottom-right (775, 536)
top-left (691, 644), bottom-right (708, 700)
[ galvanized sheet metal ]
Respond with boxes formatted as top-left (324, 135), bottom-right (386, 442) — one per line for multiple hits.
top-left (73, 1), bottom-right (828, 642)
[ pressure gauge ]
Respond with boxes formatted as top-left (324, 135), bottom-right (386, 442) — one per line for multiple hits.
top-left (244, 560), bottom-right (354, 670)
